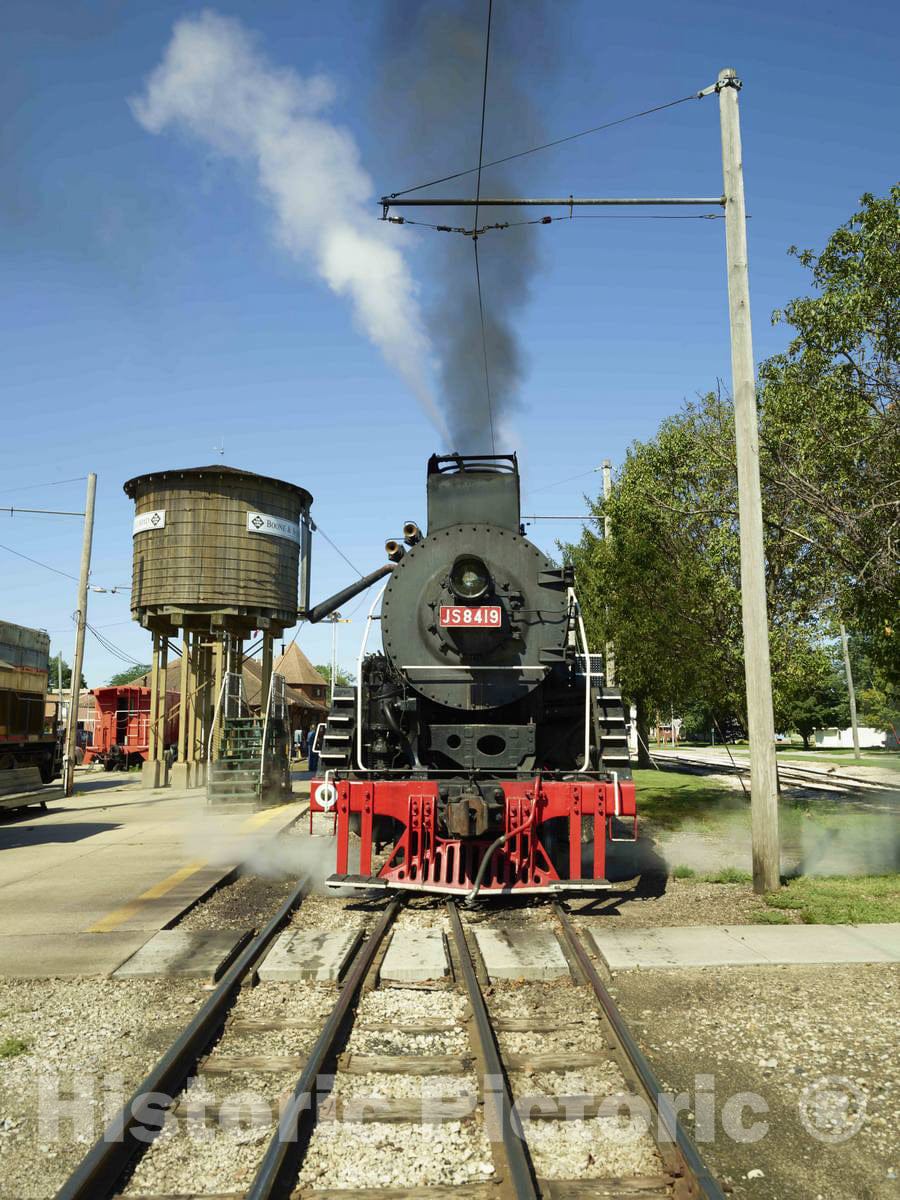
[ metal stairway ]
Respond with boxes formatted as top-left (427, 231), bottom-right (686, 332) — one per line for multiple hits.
top-left (317, 686), bottom-right (356, 773)
top-left (595, 686), bottom-right (632, 777)
top-left (207, 671), bottom-right (261, 804)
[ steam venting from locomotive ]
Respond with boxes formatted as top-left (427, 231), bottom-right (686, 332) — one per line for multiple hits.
top-left (131, 9), bottom-right (447, 438)
top-left (379, 1), bottom-right (556, 450)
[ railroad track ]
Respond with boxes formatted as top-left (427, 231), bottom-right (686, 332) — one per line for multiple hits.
top-left (653, 749), bottom-right (896, 795)
top-left (57, 893), bottom-right (724, 1200)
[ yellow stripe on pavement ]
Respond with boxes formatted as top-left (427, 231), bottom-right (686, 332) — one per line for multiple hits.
top-left (86, 859), bottom-right (207, 932)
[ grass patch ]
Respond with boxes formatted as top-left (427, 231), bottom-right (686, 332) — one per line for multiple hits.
top-left (764, 875), bottom-right (900, 924)
top-left (672, 865), bottom-right (696, 878)
top-left (0, 1036), bottom-right (29, 1059)
top-left (750, 909), bottom-right (792, 924)
top-left (704, 866), bottom-right (753, 884)
top-left (633, 768), bottom-right (738, 831)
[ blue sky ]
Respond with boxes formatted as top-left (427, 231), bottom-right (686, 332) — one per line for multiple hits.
top-left (2, 0), bottom-right (897, 683)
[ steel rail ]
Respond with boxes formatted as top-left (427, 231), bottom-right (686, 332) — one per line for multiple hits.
top-left (55, 875), bottom-right (310, 1200)
top-left (553, 903), bottom-right (726, 1200)
top-left (245, 898), bottom-right (402, 1200)
top-left (447, 901), bottom-right (540, 1200)
top-left (655, 749), bottom-right (893, 793)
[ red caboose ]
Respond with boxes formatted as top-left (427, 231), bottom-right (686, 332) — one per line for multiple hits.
top-left (85, 686), bottom-right (178, 771)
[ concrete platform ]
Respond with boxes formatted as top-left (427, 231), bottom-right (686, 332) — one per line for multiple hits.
top-left (0, 773), bottom-right (305, 976)
top-left (257, 929), bottom-right (361, 982)
top-left (380, 929), bottom-right (448, 983)
top-left (474, 928), bottom-right (570, 981)
top-left (0, 932), bottom-right (151, 977)
top-left (590, 923), bottom-right (900, 970)
top-left (113, 929), bottom-right (252, 980)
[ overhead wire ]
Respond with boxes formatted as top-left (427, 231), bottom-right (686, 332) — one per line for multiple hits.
top-left (385, 211), bottom-right (725, 239)
top-left (0, 475), bottom-right (87, 497)
top-left (313, 523), bottom-right (364, 579)
top-left (386, 90), bottom-right (709, 199)
top-left (472, 0), bottom-right (496, 456)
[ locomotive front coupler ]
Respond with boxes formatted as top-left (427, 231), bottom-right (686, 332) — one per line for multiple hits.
top-left (438, 778), bottom-right (503, 839)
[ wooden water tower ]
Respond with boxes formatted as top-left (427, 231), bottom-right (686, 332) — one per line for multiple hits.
top-left (124, 466), bottom-right (312, 791)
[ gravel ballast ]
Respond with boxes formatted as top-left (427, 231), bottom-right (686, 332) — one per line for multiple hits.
top-left (0, 978), bottom-right (202, 1200)
top-left (610, 963), bottom-right (899, 1199)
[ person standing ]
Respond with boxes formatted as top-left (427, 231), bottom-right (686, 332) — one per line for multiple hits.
top-left (306, 724), bottom-right (319, 774)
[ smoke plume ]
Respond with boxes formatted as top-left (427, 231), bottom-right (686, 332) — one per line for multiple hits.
top-left (379, 1), bottom-right (556, 449)
top-left (131, 9), bottom-right (447, 436)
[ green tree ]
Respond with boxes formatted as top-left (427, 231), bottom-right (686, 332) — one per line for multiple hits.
top-left (314, 664), bottom-right (356, 688)
top-left (46, 650), bottom-right (86, 691)
top-left (759, 187), bottom-right (900, 677)
top-left (774, 640), bottom-right (846, 749)
top-left (563, 392), bottom-right (830, 754)
top-left (106, 664), bottom-right (152, 686)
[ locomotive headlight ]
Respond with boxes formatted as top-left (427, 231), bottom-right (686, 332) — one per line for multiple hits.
top-left (450, 555), bottom-right (491, 600)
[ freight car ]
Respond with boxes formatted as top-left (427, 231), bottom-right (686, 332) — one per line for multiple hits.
top-left (0, 620), bottom-right (62, 782)
top-left (84, 685), bottom-right (178, 771)
top-left (307, 454), bottom-right (636, 899)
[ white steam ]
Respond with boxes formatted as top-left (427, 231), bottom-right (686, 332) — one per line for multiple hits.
top-left (131, 9), bottom-right (447, 436)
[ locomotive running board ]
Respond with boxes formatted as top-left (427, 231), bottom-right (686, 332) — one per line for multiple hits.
top-left (325, 874), bottom-right (614, 896)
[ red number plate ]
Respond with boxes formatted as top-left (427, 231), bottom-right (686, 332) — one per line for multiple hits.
top-left (439, 605), bottom-right (501, 628)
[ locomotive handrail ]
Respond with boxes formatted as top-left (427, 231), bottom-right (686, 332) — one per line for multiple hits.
top-left (569, 589), bottom-right (593, 774)
top-left (355, 581), bottom-right (390, 772)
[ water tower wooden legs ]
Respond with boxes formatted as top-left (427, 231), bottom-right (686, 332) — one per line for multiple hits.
top-left (142, 631), bottom-right (168, 789)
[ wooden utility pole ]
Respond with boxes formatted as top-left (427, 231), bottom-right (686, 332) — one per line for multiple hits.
top-left (718, 67), bottom-right (780, 892)
top-left (63, 472), bottom-right (97, 796)
top-left (602, 459), bottom-right (616, 687)
top-left (839, 621), bottom-right (860, 758)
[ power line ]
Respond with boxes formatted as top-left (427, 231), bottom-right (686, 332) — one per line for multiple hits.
top-left (0, 475), bottom-right (87, 497)
top-left (314, 524), bottom-right (363, 578)
top-left (472, 0), bottom-right (496, 456)
top-left (385, 211), bottom-right (725, 239)
top-left (0, 541), bottom-right (131, 592)
top-left (525, 467), bottom-right (602, 497)
top-left (0, 541), bottom-right (79, 582)
top-left (386, 90), bottom-right (708, 200)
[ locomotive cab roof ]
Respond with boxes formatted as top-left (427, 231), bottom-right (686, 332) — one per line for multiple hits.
top-left (426, 453), bottom-right (521, 533)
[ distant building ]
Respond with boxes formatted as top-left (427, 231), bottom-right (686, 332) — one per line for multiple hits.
top-left (815, 725), bottom-right (898, 750)
top-left (274, 643), bottom-right (329, 706)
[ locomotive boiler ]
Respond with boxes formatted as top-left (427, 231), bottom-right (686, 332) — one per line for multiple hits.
top-left (307, 454), bottom-right (636, 898)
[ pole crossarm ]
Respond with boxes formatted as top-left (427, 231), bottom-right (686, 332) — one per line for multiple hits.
top-left (382, 196), bottom-right (725, 215)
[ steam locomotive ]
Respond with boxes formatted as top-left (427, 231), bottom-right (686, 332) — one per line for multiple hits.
top-left (308, 454), bottom-right (636, 898)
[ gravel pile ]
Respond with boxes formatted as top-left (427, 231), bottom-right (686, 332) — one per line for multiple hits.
top-left (176, 873), bottom-right (295, 931)
top-left (290, 894), bottom-right (384, 931)
top-left (347, 1027), bottom-right (468, 1056)
top-left (395, 898), bottom-right (449, 930)
top-left (296, 1118), bottom-right (494, 1189)
top-left (121, 1117), bottom-right (274, 1195)
top-left (332, 1071), bottom-right (477, 1100)
top-left (237, 981), bottom-right (334, 1019)
top-left (611, 963), bottom-right (899, 1199)
top-left (524, 1116), bottom-right (663, 1179)
top-left (358, 988), bottom-right (469, 1023)
top-left (498, 1017), bottom-right (605, 1056)
top-left (510, 1064), bottom-right (627, 1098)
top-left (218, 1028), bottom-right (318, 1057)
top-left (569, 878), bottom-right (776, 928)
top-left (489, 980), bottom-right (589, 1021)
top-left (0, 978), bottom-right (201, 1200)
